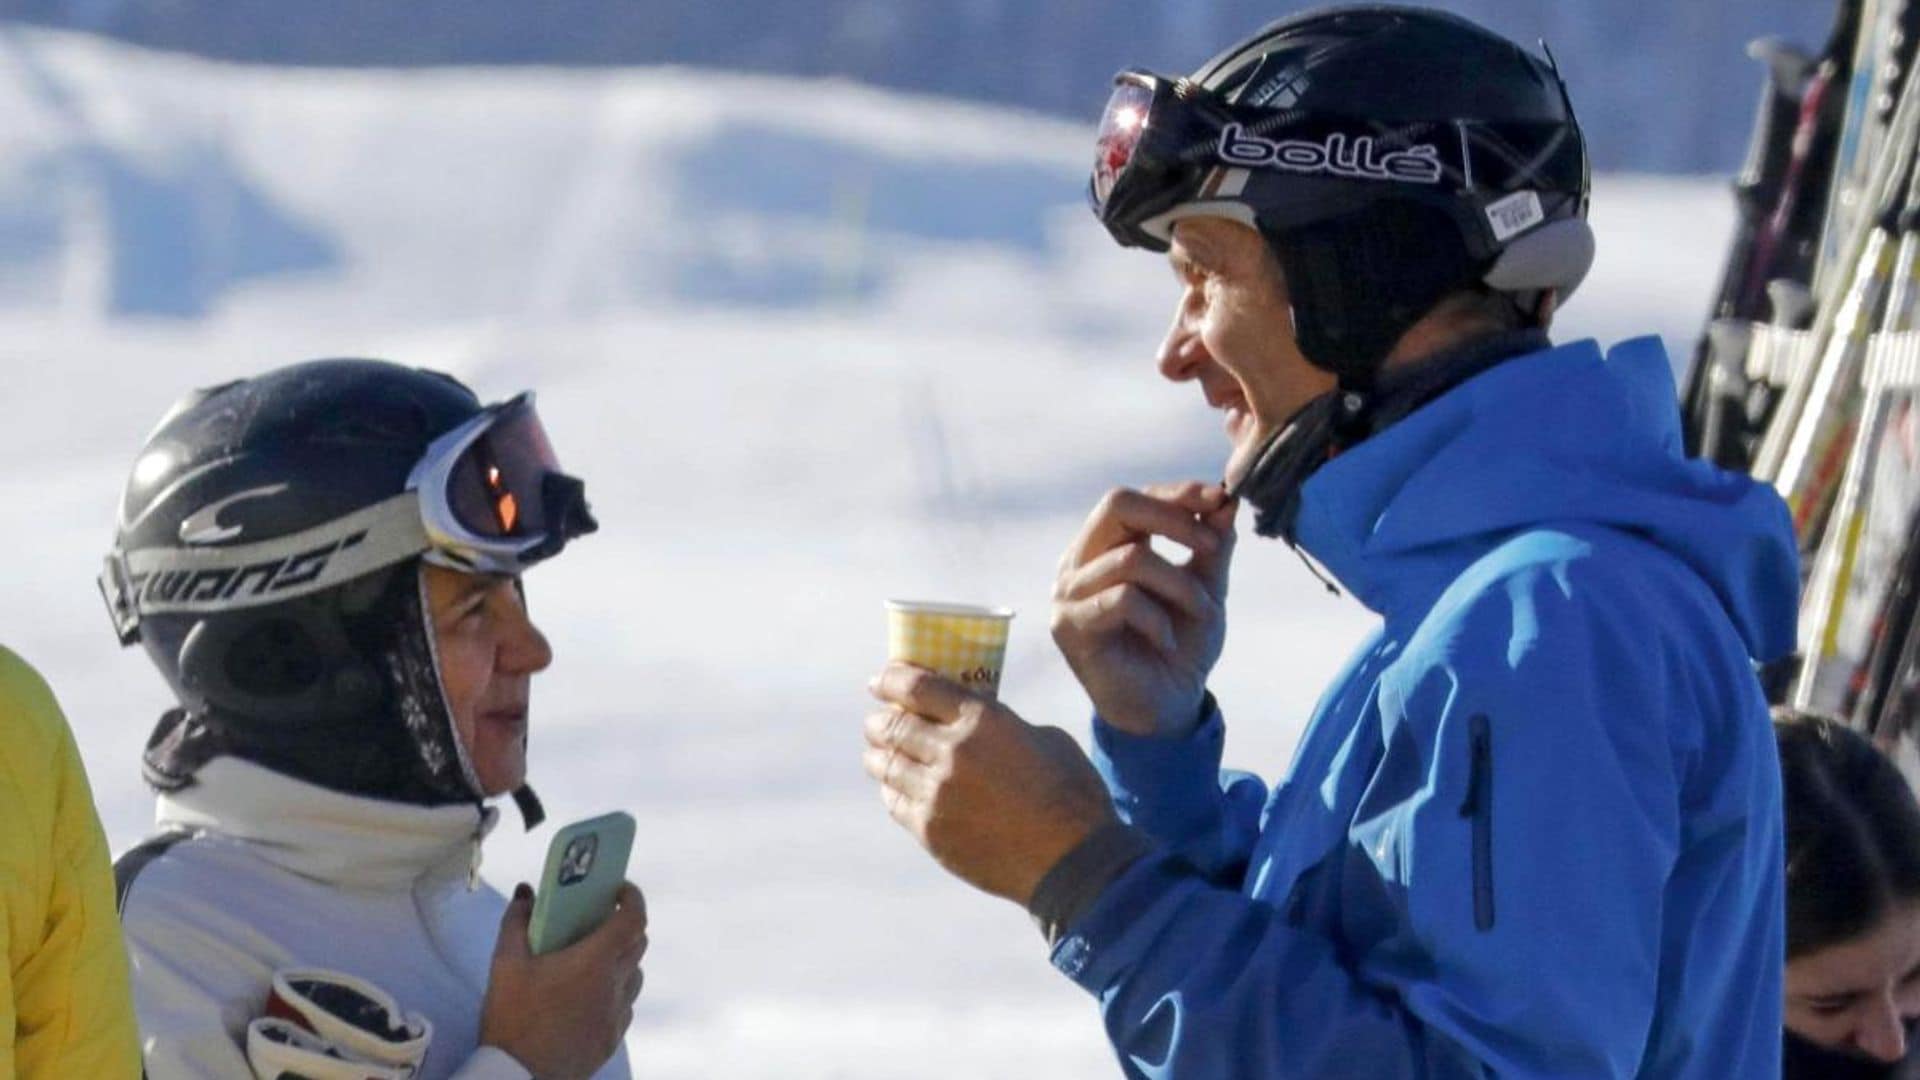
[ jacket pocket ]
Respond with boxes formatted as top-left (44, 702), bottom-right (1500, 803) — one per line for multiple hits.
top-left (1458, 714), bottom-right (1495, 932)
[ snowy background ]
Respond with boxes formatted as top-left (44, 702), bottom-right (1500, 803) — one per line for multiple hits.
top-left (7, 0), bottom-right (1835, 172)
top-left (0, 26), bottom-right (1730, 1078)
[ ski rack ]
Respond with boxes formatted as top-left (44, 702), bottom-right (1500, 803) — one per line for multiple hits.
top-left (1690, 0), bottom-right (1920, 756)
top-left (1753, 57), bottom-right (1920, 515)
top-left (1741, 0), bottom-right (1920, 713)
top-left (1745, 321), bottom-right (1821, 388)
top-left (1777, 143), bottom-right (1920, 711)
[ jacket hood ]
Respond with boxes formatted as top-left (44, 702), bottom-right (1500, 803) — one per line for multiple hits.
top-left (1291, 337), bottom-right (1798, 662)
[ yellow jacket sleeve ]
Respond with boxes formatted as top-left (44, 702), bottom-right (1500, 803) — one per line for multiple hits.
top-left (0, 646), bottom-right (141, 1080)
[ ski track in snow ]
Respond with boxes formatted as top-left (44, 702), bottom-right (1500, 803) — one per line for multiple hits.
top-left (0, 28), bottom-right (1733, 1077)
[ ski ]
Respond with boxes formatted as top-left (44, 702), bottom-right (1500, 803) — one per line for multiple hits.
top-left (1814, 0), bottom-right (1899, 292)
top-left (1851, 492), bottom-right (1920, 742)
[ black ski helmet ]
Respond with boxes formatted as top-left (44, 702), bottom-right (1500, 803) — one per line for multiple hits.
top-left (99, 359), bottom-right (594, 822)
top-left (1090, 5), bottom-right (1593, 384)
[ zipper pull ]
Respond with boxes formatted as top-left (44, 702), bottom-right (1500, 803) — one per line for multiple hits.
top-left (1458, 714), bottom-right (1496, 931)
top-left (1458, 716), bottom-right (1491, 817)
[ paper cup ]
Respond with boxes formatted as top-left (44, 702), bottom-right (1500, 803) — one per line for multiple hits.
top-left (886, 600), bottom-right (1015, 698)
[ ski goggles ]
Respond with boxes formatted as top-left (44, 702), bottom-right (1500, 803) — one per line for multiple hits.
top-left (100, 390), bottom-right (597, 642)
top-left (1090, 69), bottom-right (1570, 252)
top-left (1091, 70), bottom-right (1200, 247)
top-left (245, 968), bottom-right (432, 1080)
top-left (406, 390), bottom-right (597, 576)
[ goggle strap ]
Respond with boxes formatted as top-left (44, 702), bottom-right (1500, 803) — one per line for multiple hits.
top-left (111, 494), bottom-right (428, 618)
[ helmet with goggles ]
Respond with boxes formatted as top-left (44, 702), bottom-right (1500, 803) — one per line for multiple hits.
top-left (1090, 5), bottom-right (1593, 385)
top-left (100, 358), bottom-right (596, 821)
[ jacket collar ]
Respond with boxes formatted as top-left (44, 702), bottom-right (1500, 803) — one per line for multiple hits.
top-left (157, 756), bottom-right (497, 890)
top-left (1288, 335), bottom-right (1798, 662)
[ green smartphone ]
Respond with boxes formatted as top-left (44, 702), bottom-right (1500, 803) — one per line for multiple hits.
top-left (527, 811), bottom-right (636, 955)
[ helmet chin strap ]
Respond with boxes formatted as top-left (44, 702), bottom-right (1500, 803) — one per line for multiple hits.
top-left (511, 785), bottom-right (546, 830)
top-left (1227, 328), bottom-right (1553, 545)
top-left (1225, 390), bottom-right (1360, 542)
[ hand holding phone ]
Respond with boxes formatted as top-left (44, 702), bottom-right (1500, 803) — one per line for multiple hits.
top-left (481, 821), bottom-right (646, 1078)
top-left (529, 811), bottom-right (636, 955)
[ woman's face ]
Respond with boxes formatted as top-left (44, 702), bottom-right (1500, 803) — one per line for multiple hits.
top-left (423, 562), bottom-right (553, 797)
top-left (1786, 904), bottom-right (1920, 1064)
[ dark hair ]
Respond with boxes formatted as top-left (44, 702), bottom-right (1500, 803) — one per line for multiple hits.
top-left (1777, 711), bottom-right (1920, 958)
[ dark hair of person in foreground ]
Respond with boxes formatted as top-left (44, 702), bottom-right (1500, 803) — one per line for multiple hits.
top-left (1778, 711), bottom-right (1920, 1078)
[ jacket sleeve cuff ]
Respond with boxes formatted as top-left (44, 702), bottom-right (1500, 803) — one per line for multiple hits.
top-left (449, 1046), bottom-right (535, 1080)
top-left (1048, 851), bottom-right (1200, 992)
top-left (1091, 694), bottom-right (1227, 831)
top-left (1028, 821), bottom-right (1158, 948)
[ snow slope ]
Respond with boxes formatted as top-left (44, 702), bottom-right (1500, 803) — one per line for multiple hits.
top-left (0, 28), bottom-right (1733, 1077)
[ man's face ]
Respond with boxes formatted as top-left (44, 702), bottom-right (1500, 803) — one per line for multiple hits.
top-left (1158, 217), bottom-right (1337, 486)
top-left (423, 562), bottom-right (553, 797)
top-left (1785, 905), bottom-right (1920, 1063)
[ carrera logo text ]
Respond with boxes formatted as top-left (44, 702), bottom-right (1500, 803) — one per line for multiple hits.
top-left (1216, 124), bottom-right (1443, 184)
top-left (133, 531), bottom-right (368, 608)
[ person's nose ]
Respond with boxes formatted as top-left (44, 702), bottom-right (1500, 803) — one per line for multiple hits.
top-left (501, 604), bottom-right (555, 677)
top-left (1856, 993), bottom-right (1910, 1063)
top-left (1157, 289), bottom-right (1209, 383)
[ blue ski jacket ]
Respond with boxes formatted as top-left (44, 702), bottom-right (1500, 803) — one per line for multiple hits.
top-left (1056, 338), bottom-right (1798, 1078)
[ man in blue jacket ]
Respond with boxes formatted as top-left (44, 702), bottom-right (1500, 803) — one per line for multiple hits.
top-left (862, 6), bottom-right (1799, 1077)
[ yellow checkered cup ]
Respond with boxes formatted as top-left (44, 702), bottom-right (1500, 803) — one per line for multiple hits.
top-left (885, 600), bottom-right (1016, 699)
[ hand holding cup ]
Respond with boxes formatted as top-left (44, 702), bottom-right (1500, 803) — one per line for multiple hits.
top-left (862, 662), bottom-right (1115, 905)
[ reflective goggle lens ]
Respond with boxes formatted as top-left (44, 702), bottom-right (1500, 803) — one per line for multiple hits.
top-left (283, 978), bottom-right (412, 1041)
top-left (443, 397), bottom-right (560, 541)
top-left (1092, 79), bottom-right (1157, 212)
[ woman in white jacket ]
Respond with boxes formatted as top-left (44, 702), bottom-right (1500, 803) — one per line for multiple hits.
top-left (103, 359), bottom-right (644, 1080)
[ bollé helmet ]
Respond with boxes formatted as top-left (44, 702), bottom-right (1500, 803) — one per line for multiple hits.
top-left (1090, 5), bottom-right (1592, 384)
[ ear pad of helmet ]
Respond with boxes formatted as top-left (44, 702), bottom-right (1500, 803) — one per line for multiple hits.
top-left (1483, 217), bottom-right (1596, 298)
top-left (1269, 200), bottom-right (1480, 383)
top-left (176, 570), bottom-right (395, 722)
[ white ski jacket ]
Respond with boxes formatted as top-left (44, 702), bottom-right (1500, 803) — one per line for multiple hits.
top-left (118, 756), bottom-right (632, 1080)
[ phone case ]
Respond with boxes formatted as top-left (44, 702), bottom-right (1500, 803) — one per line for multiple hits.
top-left (527, 811), bottom-right (636, 955)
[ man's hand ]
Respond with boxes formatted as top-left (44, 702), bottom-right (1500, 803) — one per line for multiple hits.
top-left (480, 881), bottom-right (648, 1080)
top-left (863, 663), bottom-right (1117, 905)
top-left (1051, 482), bottom-right (1236, 736)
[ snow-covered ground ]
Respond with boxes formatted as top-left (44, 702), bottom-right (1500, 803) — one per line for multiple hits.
top-left (0, 27), bottom-right (1733, 1077)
